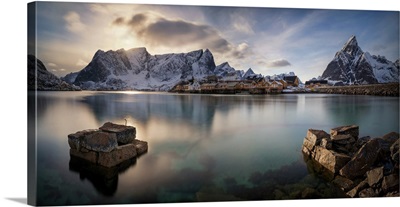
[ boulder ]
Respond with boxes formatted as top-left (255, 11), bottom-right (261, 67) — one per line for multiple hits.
top-left (339, 139), bottom-right (381, 179)
top-left (382, 132), bottom-right (399, 145)
top-left (332, 175), bottom-right (355, 192)
top-left (320, 138), bottom-right (332, 150)
top-left (381, 174), bottom-right (399, 192)
top-left (346, 179), bottom-right (368, 198)
top-left (352, 136), bottom-right (371, 152)
top-left (358, 188), bottom-right (378, 198)
top-left (100, 122), bottom-right (136, 144)
top-left (68, 129), bottom-right (98, 150)
top-left (366, 166), bottom-right (384, 187)
top-left (70, 148), bottom-right (98, 163)
top-left (313, 146), bottom-right (351, 174)
top-left (132, 139), bottom-right (148, 155)
top-left (98, 144), bottom-right (137, 168)
top-left (303, 129), bottom-right (330, 154)
top-left (390, 139), bottom-right (399, 166)
top-left (330, 125), bottom-right (359, 139)
top-left (81, 131), bottom-right (118, 153)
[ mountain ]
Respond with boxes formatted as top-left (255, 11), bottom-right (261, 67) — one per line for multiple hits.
top-left (28, 55), bottom-right (80, 91)
top-left (242, 68), bottom-right (262, 80)
top-left (73, 48), bottom-right (222, 91)
top-left (61, 71), bottom-right (80, 84)
top-left (214, 62), bottom-right (243, 81)
top-left (321, 35), bottom-right (399, 84)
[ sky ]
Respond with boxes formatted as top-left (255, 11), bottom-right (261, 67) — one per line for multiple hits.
top-left (29, 1), bottom-right (399, 82)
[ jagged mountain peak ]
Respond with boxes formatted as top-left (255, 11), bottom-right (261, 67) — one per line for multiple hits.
top-left (340, 35), bottom-right (363, 58)
top-left (321, 35), bottom-right (398, 84)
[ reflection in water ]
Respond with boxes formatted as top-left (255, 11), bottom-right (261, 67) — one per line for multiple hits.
top-left (69, 156), bottom-right (137, 196)
top-left (31, 92), bottom-right (399, 205)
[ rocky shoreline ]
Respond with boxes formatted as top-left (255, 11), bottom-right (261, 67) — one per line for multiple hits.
top-left (315, 83), bottom-right (399, 96)
top-left (302, 125), bottom-right (399, 197)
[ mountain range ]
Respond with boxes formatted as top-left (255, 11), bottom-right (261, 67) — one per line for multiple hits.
top-left (321, 35), bottom-right (399, 84)
top-left (67, 48), bottom-right (258, 91)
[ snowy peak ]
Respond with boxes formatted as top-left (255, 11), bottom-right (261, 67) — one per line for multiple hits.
top-left (340, 35), bottom-right (363, 58)
top-left (321, 35), bottom-right (398, 84)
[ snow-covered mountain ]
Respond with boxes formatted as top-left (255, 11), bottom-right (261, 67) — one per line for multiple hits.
top-left (73, 48), bottom-right (223, 91)
top-left (242, 68), bottom-right (262, 80)
top-left (28, 55), bottom-right (80, 91)
top-left (214, 62), bottom-right (243, 81)
top-left (321, 35), bottom-right (399, 84)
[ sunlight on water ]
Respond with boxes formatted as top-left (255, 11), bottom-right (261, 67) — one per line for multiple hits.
top-left (30, 91), bottom-right (399, 205)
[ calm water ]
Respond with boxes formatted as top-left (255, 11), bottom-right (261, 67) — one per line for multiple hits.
top-left (30, 91), bottom-right (399, 205)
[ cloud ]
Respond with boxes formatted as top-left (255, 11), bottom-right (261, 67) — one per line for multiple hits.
top-left (266, 59), bottom-right (292, 67)
top-left (113, 13), bottom-right (253, 60)
top-left (64, 11), bottom-right (86, 33)
top-left (231, 15), bottom-right (254, 34)
top-left (47, 62), bottom-right (57, 67)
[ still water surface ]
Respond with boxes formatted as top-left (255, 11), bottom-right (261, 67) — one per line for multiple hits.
top-left (30, 91), bottom-right (399, 205)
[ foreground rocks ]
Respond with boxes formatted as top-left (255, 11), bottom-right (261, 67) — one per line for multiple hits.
top-left (68, 122), bottom-right (148, 167)
top-left (302, 125), bottom-right (399, 198)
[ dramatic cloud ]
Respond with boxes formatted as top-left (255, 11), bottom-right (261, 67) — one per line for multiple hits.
top-left (267, 59), bottom-right (292, 67)
top-left (64, 11), bottom-right (86, 33)
top-left (113, 13), bottom-right (253, 60)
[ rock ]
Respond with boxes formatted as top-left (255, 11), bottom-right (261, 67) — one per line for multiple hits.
top-left (339, 139), bottom-right (381, 179)
top-left (303, 129), bottom-right (330, 156)
top-left (68, 129), bottom-right (99, 150)
top-left (381, 174), bottom-right (399, 192)
top-left (385, 191), bottom-right (400, 197)
top-left (382, 132), bottom-right (399, 145)
top-left (346, 179), bottom-right (368, 198)
top-left (320, 138), bottom-right (332, 150)
top-left (98, 144), bottom-right (137, 168)
top-left (352, 136), bottom-right (371, 152)
top-left (390, 139), bottom-right (399, 166)
top-left (330, 125), bottom-right (359, 139)
top-left (81, 131), bottom-right (118, 152)
top-left (70, 148), bottom-right (98, 163)
top-left (359, 188), bottom-right (378, 197)
top-left (99, 122), bottom-right (136, 144)
top-left (331, 134), bottom-right (354, 142)
top-left (314, 146), bottom-right (351, 174)
top-left (132, 139), bottom-right (148, 155)
top-left (301, 187), bottom-right (321, 199)
top-left (332, 176), bottom-right (355, 192)
top-left (366, 166), bottom-right (384, 187)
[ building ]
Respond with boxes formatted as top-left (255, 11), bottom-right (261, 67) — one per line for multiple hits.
top-left (305, 80), bottom-right (328, 88)
top-left (283, 76), bottom-right (300, 87)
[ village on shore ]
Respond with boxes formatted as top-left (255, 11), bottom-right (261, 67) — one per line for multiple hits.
top-left (170, 74), bottom-right (328, 94)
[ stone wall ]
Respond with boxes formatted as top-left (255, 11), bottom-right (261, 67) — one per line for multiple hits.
top-left (316, 83), bottom-right (399, 96)
top-left (302, 125), bottom-right (399, 197)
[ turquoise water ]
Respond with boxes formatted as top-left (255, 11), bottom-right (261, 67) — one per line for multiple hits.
top-left (30, 91), bottom-right (399, 205)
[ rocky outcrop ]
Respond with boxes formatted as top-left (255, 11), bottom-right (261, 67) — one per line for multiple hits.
top-left (316, 83), bottom-right (399, 96)
top-left (68, 122), bottom-right (148, 167)
top-left (302, 125), bottom-right (399, 198)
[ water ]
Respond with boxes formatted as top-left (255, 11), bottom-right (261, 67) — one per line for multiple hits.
top-left (29, 91), bottom-right (399, 205)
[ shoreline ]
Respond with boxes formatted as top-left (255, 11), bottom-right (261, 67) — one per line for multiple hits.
top-left (29, 83), bottom-right (400, 97)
